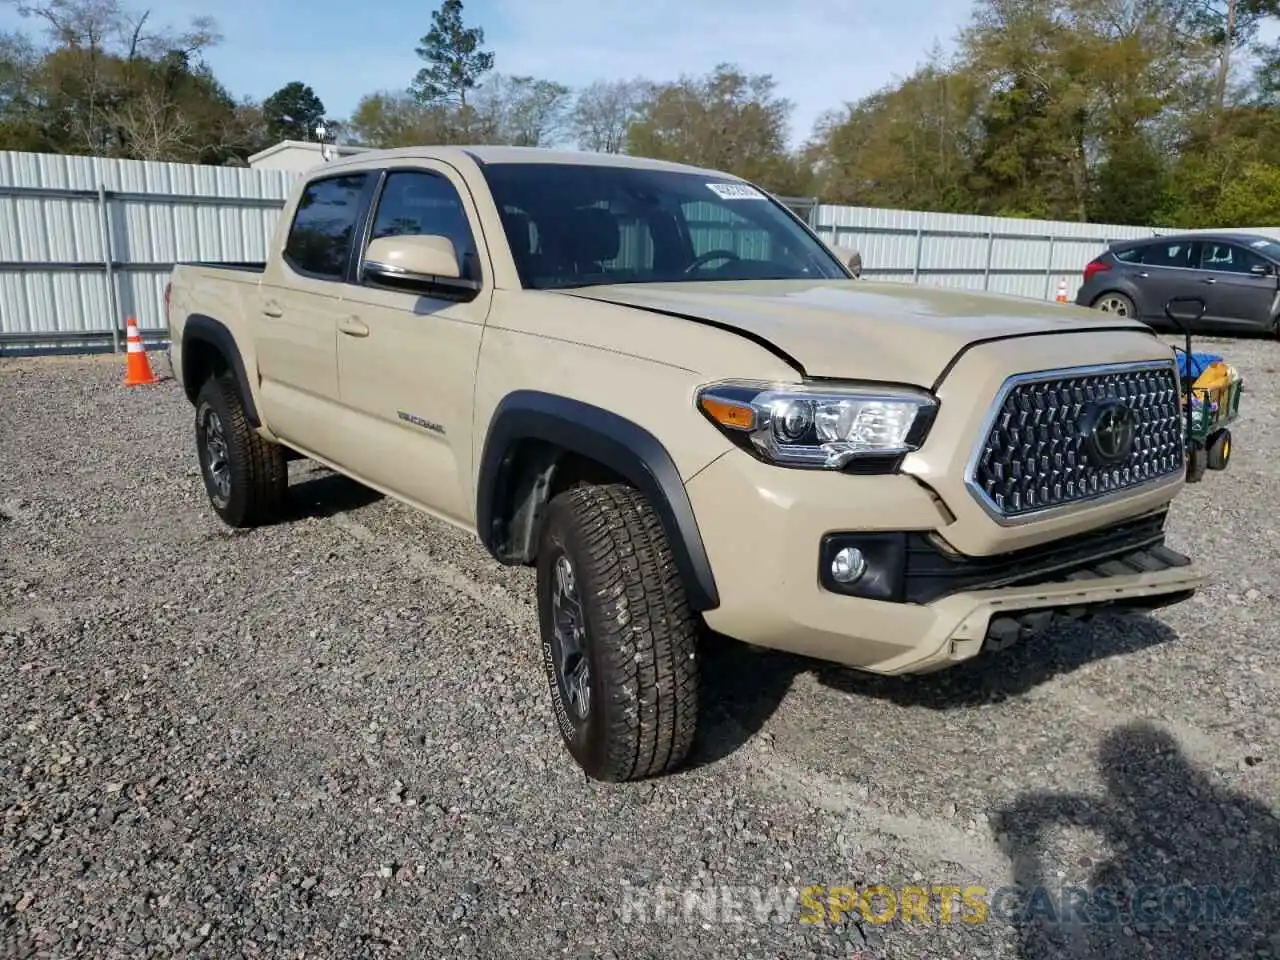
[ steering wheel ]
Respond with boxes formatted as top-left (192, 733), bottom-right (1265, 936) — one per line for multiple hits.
top-left (684, 249), bottom-right (742, 274)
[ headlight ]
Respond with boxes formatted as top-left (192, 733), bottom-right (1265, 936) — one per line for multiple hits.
top-left (696, 380), bottom-right (937, 469)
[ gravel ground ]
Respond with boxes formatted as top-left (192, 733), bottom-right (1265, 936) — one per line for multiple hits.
top-left (1, 337), bottom-right (1277, 960)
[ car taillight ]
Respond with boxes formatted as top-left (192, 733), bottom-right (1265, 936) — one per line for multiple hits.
top-left (1083, 259), bottom-right (1110, 283)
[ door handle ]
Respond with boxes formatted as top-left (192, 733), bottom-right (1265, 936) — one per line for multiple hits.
top-left (1201, 277), bottom-right (1216, 284)
top-left (262, 300), bottom-right (284, 318)
top-left (1136, 272), bottom-right (1150, 278)
top-left (338, 315), bottom-right (369, 338)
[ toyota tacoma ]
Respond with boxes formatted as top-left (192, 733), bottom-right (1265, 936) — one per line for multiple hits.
top-left (165, 146), bottom-right (1204, 782)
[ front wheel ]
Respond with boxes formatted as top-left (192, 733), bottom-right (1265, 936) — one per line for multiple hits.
top-left (535, 484), bottom-right (700, 782)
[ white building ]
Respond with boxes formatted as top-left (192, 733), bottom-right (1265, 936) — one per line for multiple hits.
top-left (246, 139), bottom-right (373, 173)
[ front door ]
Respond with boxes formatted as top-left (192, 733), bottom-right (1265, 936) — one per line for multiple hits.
top-left (1194, 240), bottom-right (1280, 332)
top-left (333, 164), bottom-right (493, 527)
top-left (256, 171), bottom-right (375, 458)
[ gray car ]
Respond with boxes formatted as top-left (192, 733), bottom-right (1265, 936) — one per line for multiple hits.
top-left (1075, 231), bottom-right (1280, 335)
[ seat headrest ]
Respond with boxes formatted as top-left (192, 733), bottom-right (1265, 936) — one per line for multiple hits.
top-left (501, 209), bottom-right (534, 258)
top-left (569, 206), bottom-right (620, 264)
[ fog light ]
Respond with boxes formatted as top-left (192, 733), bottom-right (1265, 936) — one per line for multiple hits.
top-left (831, 546), bottom-right (867, 584)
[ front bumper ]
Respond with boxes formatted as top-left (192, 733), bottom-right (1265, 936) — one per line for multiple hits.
top-left (685, 451), bottom-right (1204, 675)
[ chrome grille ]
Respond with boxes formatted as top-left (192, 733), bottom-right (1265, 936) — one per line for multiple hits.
top-left (968, 362), bottom-right (1184, 520)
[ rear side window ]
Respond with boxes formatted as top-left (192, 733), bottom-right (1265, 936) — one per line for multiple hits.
top-left (1139, 241), bottom-right (1194, 268)
top-left (367, 171), bottom-right (480, 280)
top-left (1113, 247), bottom-right (1141, 263)
top-left (284, 173), bottom-right (371, 279)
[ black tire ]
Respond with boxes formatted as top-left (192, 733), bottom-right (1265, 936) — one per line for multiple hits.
top-left (1092, 291), bottom-right (1137, 318)
top-left (194, 373), bottom-right (287, 527)
top-left (1186, 446), bottom-right (1208, 483)
top-left (1206, 429), bottom-right (1231, 471)
top-left (535, 483), bottom-right (700, 782)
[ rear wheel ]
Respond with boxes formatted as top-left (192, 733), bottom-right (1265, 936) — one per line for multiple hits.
top-left (1092, 292), bottom-right (1137, 318)
top-left (535, 483), bottom-right (700, 782)
top-left (195, 374), bottom-right (287, 527)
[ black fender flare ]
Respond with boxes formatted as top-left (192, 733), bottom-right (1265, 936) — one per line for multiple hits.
top-left (475, 390), bottom-right (720, 611)
top-left (182, 314), bottom-right (260, 427)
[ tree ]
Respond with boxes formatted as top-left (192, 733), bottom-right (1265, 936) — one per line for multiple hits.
top-left (410, 0), bottom-right (493, 110)
top-left (626, 64), bottom-right (797, 191)
top-left (570, 77), bottom-right (651, 153)
top-left (0, 0), bottom-right (258, 163)
top-left (346, 89), bottom-right (453, 147)
top-left (0, 29), bottom-right (45, 149)
top-left (472, 73), bottom-right (571, 146)
top-left (806, 51), bottom-right (982, 211)
top-left (262, 80), bottom-right (325, 142)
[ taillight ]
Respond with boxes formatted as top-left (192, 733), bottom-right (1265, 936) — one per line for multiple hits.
top-left (1083, 258), bottom-right (1111, 283)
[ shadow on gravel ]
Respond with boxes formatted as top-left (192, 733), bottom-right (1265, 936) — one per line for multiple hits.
top-left (815, 614), bottom-right (1178, 710)
top-left (991, 721), bottom-right (1278, 959)
top-left (689, 632), bottom-right (809, 769)
top-left (282, 472), bottom-right (384, 522)
top-left (688, 615), bottom-right (1179, 768)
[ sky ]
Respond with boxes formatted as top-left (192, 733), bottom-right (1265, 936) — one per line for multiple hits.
top-left (0, 0), bottom-right (977, 146)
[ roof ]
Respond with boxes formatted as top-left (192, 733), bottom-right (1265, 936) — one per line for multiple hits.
top-left (246, 139), bottom-right (374, 164)
top-left (318, 144), bottom-right (739, 179)
top-left (1116, 230), bottom-right (1280, 246)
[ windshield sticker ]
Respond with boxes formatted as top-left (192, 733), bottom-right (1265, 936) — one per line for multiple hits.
top-left (706, 182), bottom-right (767, 200)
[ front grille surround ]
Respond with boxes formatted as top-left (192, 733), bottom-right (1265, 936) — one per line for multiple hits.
top-left (964, 360), bottom-right (1185, 524)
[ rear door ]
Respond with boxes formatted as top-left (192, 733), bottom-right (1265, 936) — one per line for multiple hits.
top-left (257, 171), bottom-right (375, 457)
top-left (332, 163), bottom-right (493, 526)
top-left (1131, 239), bottom-right (1206, 324)
top-left (1194, 239), bottom-right (1280, 331)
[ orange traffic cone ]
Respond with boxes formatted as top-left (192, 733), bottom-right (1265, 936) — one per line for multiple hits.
top-left (1055, 278), bottom-right (1068, 303)
top-left (122, 316), bottom-right (158, 386)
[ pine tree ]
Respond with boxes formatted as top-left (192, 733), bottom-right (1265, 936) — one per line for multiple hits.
top-left (410, 0), bottom-right (494, 110)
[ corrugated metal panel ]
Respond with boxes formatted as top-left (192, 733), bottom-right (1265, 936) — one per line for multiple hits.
top-left (816, 204), bottom-right (1157, 303)
top-left (0, 150), bottom-right (293, 342)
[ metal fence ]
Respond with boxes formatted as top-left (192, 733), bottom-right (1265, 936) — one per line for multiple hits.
top-left (809, 205), bottom-right (1159, 302)
top-left (0, 147), bottom-right (1252, 352)
top-left (0, 151), bottom-right (291, 352)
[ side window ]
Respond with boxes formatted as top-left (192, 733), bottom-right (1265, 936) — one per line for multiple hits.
top-left (1113, 247), bottom-right (1141, 263)
top-left (368, 171), bottom-right (479, 280)
top-left (283, 173), bottom-right (370, 279)
top-left (1139, 241), bottom-right (1194, 269)
top-left (1198, 241), bottom-right (1270, 275)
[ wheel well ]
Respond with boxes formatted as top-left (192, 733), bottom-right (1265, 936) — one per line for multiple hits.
top-left (1091, 289), bottom-right (1134, 307)
top-left (182, 337), bottom-right (230, 404)
top-left (490, 440), bottom-right (629, 565)
top-left (475, 391), bottom-right (720, 611)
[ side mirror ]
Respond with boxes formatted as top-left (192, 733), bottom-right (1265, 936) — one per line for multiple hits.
top-left (1250, 263), bottom-right (1272, 277)
top-left (363, 235), bottom-right (478, 295)
top-left (829, 244), bottom-right (862, 278)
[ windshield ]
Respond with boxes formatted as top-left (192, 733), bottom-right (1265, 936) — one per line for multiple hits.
top-left (1244, 236), bottom-right (1280, 260)
top-left (478, 162), bottom-right (848, 290)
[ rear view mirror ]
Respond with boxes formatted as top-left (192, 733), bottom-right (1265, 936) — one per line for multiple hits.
top-left (363, 235), bottom-right (478, 295)
top-left (1249, 263), bottom-right (1272, 276)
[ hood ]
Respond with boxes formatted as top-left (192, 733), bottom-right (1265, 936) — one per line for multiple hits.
top-left (560, 279), bottom-right (1149, 387)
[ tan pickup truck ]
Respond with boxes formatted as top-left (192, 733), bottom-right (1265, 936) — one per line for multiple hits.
top-left (166, 146), bottom-right (1203, 782)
